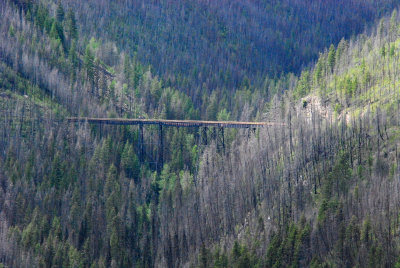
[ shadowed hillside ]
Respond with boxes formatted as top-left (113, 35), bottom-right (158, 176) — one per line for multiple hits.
top-left (43, 0), bottom-right (400, 99)
top-left (1, 0), bottom-right (400, 267)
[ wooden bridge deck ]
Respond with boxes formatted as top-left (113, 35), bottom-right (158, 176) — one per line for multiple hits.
top-left (67, 117), bottom-right (282, 128)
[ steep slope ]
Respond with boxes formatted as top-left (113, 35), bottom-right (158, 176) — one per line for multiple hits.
top-left (44, 0), bottom-right (400, 101)
top-left (193, 9), bottom-right (400, 267)
top-left (2, 0), bottom-right (400, 268)
top-left (0, 1), bottom-right (200, 267)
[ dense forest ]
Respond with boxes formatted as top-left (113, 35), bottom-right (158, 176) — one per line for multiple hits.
top-left (1, 0), bottom-right (400, 267)
top-left (38, 0), bottom-right (400, 107)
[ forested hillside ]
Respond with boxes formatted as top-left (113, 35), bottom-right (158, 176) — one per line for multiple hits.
top-left (1, 0), bottom-right (400, 267)
top-left (41, 0), bottom-right (400, 106)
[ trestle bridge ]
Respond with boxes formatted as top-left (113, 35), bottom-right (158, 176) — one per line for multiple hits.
top-left (67, 117), bottom-right (283, 171)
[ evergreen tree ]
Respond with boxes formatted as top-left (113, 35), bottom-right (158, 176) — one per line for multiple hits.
top-left (84, 45), bottom-right (95, 83)
top-left (123, 56), bottom-right (132, 85)
top-left (66, 8), bottom-right (78, 40)
top-left (50, 20), bottom-right (65, 47)
top-left (50, 153), bottom-right (63, 189)
top-left (120, 142), bottom-right (139, 180)
top-left (328, 44), bottom-right (336, 73)
top-left (56, 1), bottom-right (65, 22)
top-left (68, 40), bottom-right (78, 68)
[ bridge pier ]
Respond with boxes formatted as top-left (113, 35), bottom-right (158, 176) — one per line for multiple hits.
top-left (158, 124), bottom-right (163, 172)
top-left (200, 126), bottom-right (225, 152)
top-left (211, 127), bottom-right (217, 141)
top-left (217, 127), bottom-right (225, 153)
top-left (221, 127), bottom-right (225, 152)
top-left (201, 127), bottom-right (208, 145)
top-left (139, 123), bottom-right (144, 163)
top-left (247, 127), bottom-right (257, 140)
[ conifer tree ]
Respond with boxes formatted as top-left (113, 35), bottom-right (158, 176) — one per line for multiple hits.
top-left (68, 40), bottom-right (78, 68)
top-left (84, 45), bottom-right (95, 83)
top-left (56, 1), bottom-right (64, 22)
top-left (66, 8), bottom-right (78, 40)
top-left (328, 44), bottom-right (336, 73)
top-left (121, 142), bottom-right (139, 180)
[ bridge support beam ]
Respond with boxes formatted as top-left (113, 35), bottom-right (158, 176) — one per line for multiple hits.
top-left (139, 123), bottom-right (144, 163)
top-left (221, 127), bottom-right (225, 152)
top-left (201, 127), bottom-right (208, 145)
top-left (217, 127), bottom-right (225, 153)
top-left (211, 127), bottom-right (217, 141)
top-left (158, 124), bottom-right (163, 172)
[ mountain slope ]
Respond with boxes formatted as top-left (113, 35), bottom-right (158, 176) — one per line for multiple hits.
top-left (0, 1), bottom-right (200, 266)
top-left (46, 0), bottom-right (400, 99)
top-left (194, 9), bottom-right (400, 267)
top-left (1, 0), bottom-right (400, 268)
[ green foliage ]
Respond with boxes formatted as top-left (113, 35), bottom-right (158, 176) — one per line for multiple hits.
top-left (50, 153), bottom-right (64, 189)
top-left (56, 1), bottom-right (64, 22)
top-left (120, 141), bottom-right (140, 180)
top-left (159, 164), bottom-right (177, 192)
top-left (64, 0), bottom-right (400, 104)
top-left (51, 216), bottom-right (62, 239)
top-left (8, 24), bottom-right (15, 37)
top-left (266, 221), bottom-right (312, 268)
top-left (206, 91), bottom-right (219, 120)
top-left (217, 108), bottom-right (230, 121)
top-left (361, 217), bottom-right (372, 245)
top-left (22, 219), bottom-right (39, 249)
top-left (334, 102), bottom-right (341, 115)
top-left (322, 151), bottom-right (352, 198)
top-left (317, 199), bottom-right (340, 223)
top-left (84, 44), bottom-right (95, 82)
top-left (199, 244), bottom-right (210, 268)
top-left (327, 44), bottom-right (336, 72)
top-left (34, 4), bottom-right (49, 30)
top-left (295, 71), bottom-right (311, 99)
top-left (197, 241), bottom-right (261, 267)
top-left (65, 8), bottom-right (78, 40)
top-left (381, 45), bottom-right (386, 58)
top-left (50, 21), bottom-right (64, 42)
top-left (395, 258), bottom-right (400, 268)
top-left (230, 241), bottom-right (258, 268)
top-left (3, 0), bottom-right (400, 267)
top-left (89, 37), bottom-right (100, 50)
top-left (390, 44), bottom-right (396, 57)
top-left (68, 40), bottom-right (78, 68)
top-left (368, 245), bottom-right (383, 267)
top-left (213, 249), bottom-right (229, 268)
